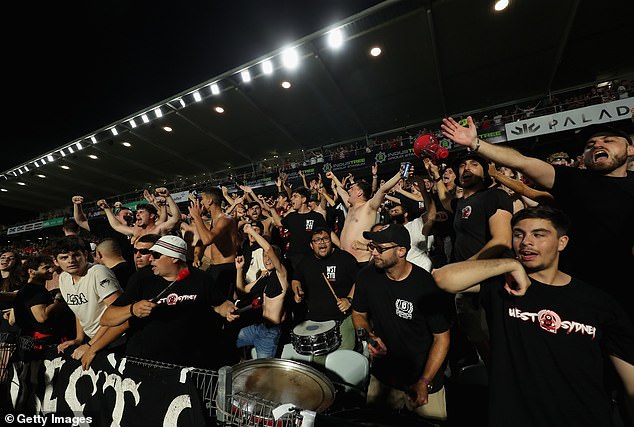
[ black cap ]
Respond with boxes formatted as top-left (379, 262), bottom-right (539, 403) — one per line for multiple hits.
top-left (363, 224), bottom-right (411, 249)
top-left (576, 123), bottom-right (633, 145)
top-left (451, 152), bottom-right (494, 188)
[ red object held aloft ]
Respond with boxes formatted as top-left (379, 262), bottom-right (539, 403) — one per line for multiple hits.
top-left (414, 134), bottom-right (449, 161)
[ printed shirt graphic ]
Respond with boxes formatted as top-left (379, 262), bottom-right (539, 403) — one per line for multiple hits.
top-left (58, 264), bottom-right (122, 338)
top-left (480, 276), bottom-right (634, 427)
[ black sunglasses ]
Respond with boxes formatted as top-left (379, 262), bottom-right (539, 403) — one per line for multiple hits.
top-left (133, 248), bottom-right (151, 255)
top-left (367, 242), bottom-right (399, 254)
top-left (150, 251), bottom-right (164, 260)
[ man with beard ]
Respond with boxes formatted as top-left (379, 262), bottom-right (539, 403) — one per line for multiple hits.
top-left (96, 187), bottom-right (181, 245)
top-left (351, 224), bottom-right (452, 423)
top-left (433, 206), bottom-right (634, 427)
top-left (292, 226), bottom-right (359, 360)
top-left (442, 118), bottom-right (634, 320)
top-left (441, 152), bottom-right (514, 369)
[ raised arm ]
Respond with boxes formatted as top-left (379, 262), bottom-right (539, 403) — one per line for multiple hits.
top-left (97, 199), bottom-right (134, 237)
top-left (326, 171), bottom-right (349, 206)
top-left (154, 188), bottom-right (181, 234)
top-left (72, 195), bottom-right (90, 231)
top-left (368, 166), bottom-right (404, 211)
top-left (432, 258), bottom-right (531, 296)
top-left (371, 163), bottom-right (379, 195)
top-left (243, 223), bottom-right (283, 271)
top-left (442, 116), bottom-right (556, 189)
top-left (488, 165), bottom-right (554, 204)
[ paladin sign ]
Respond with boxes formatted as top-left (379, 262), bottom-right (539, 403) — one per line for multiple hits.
top-left (504, 97), bottom-right (634, 141)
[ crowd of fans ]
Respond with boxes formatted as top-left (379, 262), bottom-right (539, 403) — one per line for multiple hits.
top-left (1, 102), bottom-right (633, 425)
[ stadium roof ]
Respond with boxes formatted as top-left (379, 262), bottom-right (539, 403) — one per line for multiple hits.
top-left (1, 0), bottom-right (633, 219)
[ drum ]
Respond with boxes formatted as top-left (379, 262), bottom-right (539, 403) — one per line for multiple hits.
top-left (229, 358), bottom-right (335, 426)
top-left (291, 320), bottom-right (341, 356)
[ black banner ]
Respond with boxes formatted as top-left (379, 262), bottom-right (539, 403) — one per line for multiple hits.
top-left (3, 351), bottom-right (210, 427)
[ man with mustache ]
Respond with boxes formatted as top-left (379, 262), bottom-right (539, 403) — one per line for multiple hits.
top-left (442, 118), bottom-right (634, 320)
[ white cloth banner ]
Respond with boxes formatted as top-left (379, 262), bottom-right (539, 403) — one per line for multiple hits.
top-left (504, 97), bottom-right (634, 141)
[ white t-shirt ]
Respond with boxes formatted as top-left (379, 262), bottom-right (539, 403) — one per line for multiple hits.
top-left (405, 217), bottom-right (433, 272)
top-left (58, 263), bottom-right (122, 338)
top-left (245, 247), bottom-right (266, 284)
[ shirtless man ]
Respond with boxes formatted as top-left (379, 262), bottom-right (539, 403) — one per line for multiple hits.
top-left (189, 186), bottom-right (240, 299)
top-left (327, 166), bottom-right (404, 264)
top-left (97, 187), bottom-right (181, 245)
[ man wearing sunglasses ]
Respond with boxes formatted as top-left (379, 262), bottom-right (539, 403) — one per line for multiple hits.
top-left (101, 235), bottom-right (239, 369)
top-left (292, 226), bottom-right (359, 359)
top-left (352, 223), bottom-right (452, 423)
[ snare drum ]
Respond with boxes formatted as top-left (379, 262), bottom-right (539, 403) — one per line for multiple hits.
top-left (291, 320), bottom-right (341, 356)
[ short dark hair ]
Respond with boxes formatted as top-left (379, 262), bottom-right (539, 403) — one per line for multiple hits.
top-left (51, 236), bottom-right (89, 257)
top-left (62, 217), bottom-right (80, 234)
top-left (292, 187), bottom-right (311, 201)
top-left (276, 192), bottom-right (288, 200)
top-left (202, 187), bottom-right (223, 205)
top-left (24, 255), bottom-right (54, 272)
top-left (136, 203), bottom-right (158, 216)
top-left (311, 226), bottom-right (331, 236)
top-left (354, 180), bottom-right (373, 201)
top-left (511, 206), bottom-right (571, 237)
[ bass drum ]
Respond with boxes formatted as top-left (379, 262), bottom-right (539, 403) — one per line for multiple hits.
top-left (229, 358), bottom-right (335, 425)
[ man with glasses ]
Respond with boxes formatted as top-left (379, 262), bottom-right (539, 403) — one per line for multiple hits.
top-left (292, 226), bottom-right (359, 358)
top-left (352, 224), bottom-right (452, 423)
top-left (101, 235), bottom-right (239, 368)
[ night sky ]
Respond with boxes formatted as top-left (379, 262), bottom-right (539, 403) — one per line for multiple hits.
top-left (4, 1), bottom-right (383, 172)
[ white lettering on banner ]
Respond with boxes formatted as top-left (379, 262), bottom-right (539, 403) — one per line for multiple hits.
top-left (7, 221), bottom-right (43, 235)
top-left (103, 373), bottom-right (142, 427)
top-left (504, 97), bottom-right (634, 141)
top-left (66, 366), bottom-right (100, 415)
top-left (164, 395), bottom-right (193, 427)
top-left (42, 357), bottom-right (66, 413)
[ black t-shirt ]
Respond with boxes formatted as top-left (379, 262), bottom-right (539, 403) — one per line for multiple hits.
top-left (325, 206), bottom-right (345, 237)
top-left (550, 167), bottom-right (634, 318)
top-left (293, 249), bottom-right (359, 321)
top-left (353, 263), bottom-right (453, 388)
top-left (110, 261), bottom-right (135, 290)
top-left (112, 267), bottom-right (228, 368)
top-left (88, 217), bottom-right (134, 265)
top-left (451, 187), bottom-right (514, 262)
top-left (281, 211), bottom-right (327, 267)
top-left (13, 283), bottom-right (56, 336)
top-left (480, 276), bottom-right (634, 427)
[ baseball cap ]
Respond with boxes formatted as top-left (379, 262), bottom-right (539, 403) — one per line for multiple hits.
top-left (150, 235), bottom-right (187, 262)
top-left (576, 123), bottom-right (633, 145)
top-left (363, 224), bottom-right (411, 249)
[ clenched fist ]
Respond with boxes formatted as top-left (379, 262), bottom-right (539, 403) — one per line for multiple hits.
top-left (72, 196), bottom-right (84, 205)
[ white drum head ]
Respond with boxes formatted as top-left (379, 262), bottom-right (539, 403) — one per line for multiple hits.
top-left (293, 320), bottom-right (336, 336)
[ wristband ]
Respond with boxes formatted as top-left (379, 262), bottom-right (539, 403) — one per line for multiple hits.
top-left (434, 176), bottom-right (442, 182)
top-left (346, 297), bottom-right (353, 304)
top-left (86, 342), bottom-right (92, 347)
top-left (421, 377), bottom-right (432, 385)
top-left (130, 302), bottom-right (137, 318)
top-left (469, 138), bottom-right (481, 153)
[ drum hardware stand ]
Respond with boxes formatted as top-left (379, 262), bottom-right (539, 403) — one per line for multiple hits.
top-left (272, 403), bottom-right (316, 427)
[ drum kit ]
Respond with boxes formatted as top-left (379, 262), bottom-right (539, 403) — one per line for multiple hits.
top-left (227, 319), bottom-right (371, 425)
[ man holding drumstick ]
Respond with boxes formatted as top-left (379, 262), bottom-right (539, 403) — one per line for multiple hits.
top-left (292, 226), bottom-right (359, 363)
